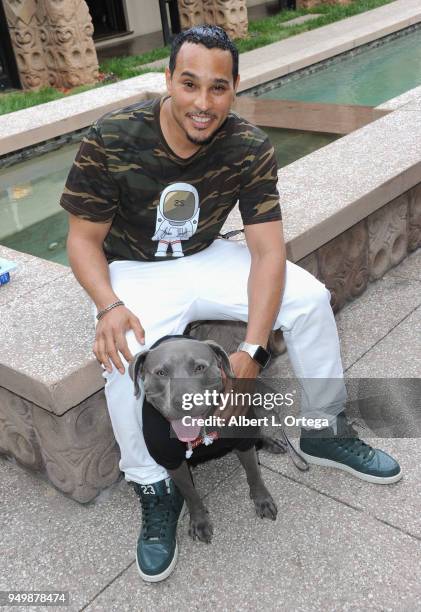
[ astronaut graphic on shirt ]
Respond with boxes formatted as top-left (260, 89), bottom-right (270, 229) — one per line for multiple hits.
top-left (152, 183), bottom-right (200, 257)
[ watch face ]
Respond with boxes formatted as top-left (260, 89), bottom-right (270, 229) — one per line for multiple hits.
top-left (254, 346), bottom-right (271, 368)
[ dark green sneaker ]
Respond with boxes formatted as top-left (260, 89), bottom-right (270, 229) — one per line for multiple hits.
top-left (298, 414), bottom-right (402, 484)
top-left (133, 478), bottom-right (185, 582)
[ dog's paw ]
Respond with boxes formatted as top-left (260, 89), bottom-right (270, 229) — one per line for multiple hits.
top-left (189, 513), bottom-right (214, 543)
top-left (253, 493), bottom-right (278, 521)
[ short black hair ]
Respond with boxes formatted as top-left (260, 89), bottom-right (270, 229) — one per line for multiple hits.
top-left (169, 25), bottom-right (239, 82)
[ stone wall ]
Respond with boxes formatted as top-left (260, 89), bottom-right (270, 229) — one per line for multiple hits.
top-left (302, 187), bottom-right (420, 313)
top-left (190, 184), bottom-right (421, 351)
top-left (1, 182), bottom-right (419, 502)
top-left (0, 386), bottom-right (120, 503)
top-left (2, 0), bottom-right (99, 90)
top-left (177, 0), bottom-right (248, 39)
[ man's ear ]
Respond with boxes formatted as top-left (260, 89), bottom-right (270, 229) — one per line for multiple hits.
top-left (204, 340), bottom-right (234, 378)
top-left (128, 351), bottom-right (149, 398)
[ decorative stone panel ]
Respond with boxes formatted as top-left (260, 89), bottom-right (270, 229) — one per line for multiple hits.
top-left (0, 386), bottom-right (120, 503)
top-left (297, 252), bottom-right (319, 280)
top-left (0, 388), bottom-right (44, 470)
top-left (408, 183), bottom-right (421, 251)
top-left (367, 193), bottom-right (408, 281)
top-left (317, 220), bottom-right (369, 313)
top-left (177, 0), bottom-right (205, 29)
top-left (3, 0), bottom-right (48, 89)
top-left (177, 0), bottom-right (248, 39)
top-left (188, 320), bottom-right (246, 354)
top-left (187, 321), bottom-right (286, 356)
top-left (203, 0), bottom-right (248, 39)
top-left (3, 0), bottom-right (99, 90)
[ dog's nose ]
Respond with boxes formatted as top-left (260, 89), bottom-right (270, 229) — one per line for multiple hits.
top-left (167, 380), bottom-right (188, 410)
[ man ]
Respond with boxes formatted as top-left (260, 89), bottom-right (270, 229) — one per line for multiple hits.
top-left (60, 25), bottom-right (401, 583)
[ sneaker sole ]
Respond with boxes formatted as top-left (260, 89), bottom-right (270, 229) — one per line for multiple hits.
top-left (136, 501), bottom-right (187, 583)
top-left (296, 446), bottom-right (403, 484)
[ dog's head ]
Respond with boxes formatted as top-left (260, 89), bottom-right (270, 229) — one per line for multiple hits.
top-left (128, 337), bottom-right (234, 440)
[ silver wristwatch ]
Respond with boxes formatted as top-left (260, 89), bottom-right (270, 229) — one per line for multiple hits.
top-left (237, 342), bottom-right (271, 369)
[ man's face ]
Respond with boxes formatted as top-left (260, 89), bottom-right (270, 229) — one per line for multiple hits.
top-left (165, 42), bottom-right (240, 146)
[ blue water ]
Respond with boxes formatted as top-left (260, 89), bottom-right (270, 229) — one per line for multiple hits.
top-left (2, 28), bottom-right (421, 265)
top-left (260, 27), bottom-right (421, 106)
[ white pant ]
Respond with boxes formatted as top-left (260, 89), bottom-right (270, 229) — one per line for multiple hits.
top-left (93, 239), bottom-right (346, 485)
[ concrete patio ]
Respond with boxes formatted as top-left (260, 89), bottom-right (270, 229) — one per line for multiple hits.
top-left (1, 248), bottom-right (420, 612)
top-left (1, 1), bottom-right (420, 608)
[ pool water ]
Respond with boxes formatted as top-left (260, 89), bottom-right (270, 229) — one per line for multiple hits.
top-left (262, 127), bottom-right (339, 168)
top-left (0, 129), bottom-right (335, 265)
top-left (1, 209), bottom-right (69, 266)
top-left (0, 145), bottom-right (78, 266)
top-left (259, 27), bottom-right (421, 106)
top-left (2, 27), bottom-right (421, 266)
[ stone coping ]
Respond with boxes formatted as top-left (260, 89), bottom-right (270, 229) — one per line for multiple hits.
top-left (0, 73), bottom-right (167, 157)
top-left (1, 0), bottom-right (420, 157)
top-left (237, 0), bottom-right (421, 91)
top-left (224, 87), bottom-right (421, 262)
top-left (1, 87), bottom-right (421, 415)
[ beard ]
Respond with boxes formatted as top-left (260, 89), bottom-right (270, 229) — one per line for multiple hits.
top-left (166, 98), bottom-right (229, 149)
top-left (185, 130), bottom-right (218, 146)
top-left (184, 115), bottom-right (228, 146)
top-left (173, 108), bottom-right (221, 147)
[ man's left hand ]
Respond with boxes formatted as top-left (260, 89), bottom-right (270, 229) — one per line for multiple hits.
top-left (229, 351), bottom-right (260, 379)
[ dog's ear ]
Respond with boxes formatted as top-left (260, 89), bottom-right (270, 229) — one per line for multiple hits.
top-left (128, 350), bottom-right (149, 398)
top-left (203, 340), bottom-right (235, 378)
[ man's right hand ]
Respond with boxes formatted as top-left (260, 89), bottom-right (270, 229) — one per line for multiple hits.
top-left (65, 214), bottom-right (145, 375)
top-left (93, 305), bottom-right (145, 375)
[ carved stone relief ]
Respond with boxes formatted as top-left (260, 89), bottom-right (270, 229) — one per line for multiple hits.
top-left (0, 387), bottom-right (44, 470)
top-left (202, 0), bottom-right (248, 39)
top-left (177, 0), bottom-right (248, 39)
top-left (317, 220), bottom-right (369, 312)
top-left (3, 0), bottom-right (99, 89)
top-left (0, 385), bottom-right (120, 503)
top-left (187, 320), bottom-right (286, 356)
top-left (188, 320), bottom-right (247, 355)
top-left (3, 0), bottom-right (48, 89)
top-left (408, 183), bottom-right (421, 252)
top-left (367, 193), bottom-right (408, 280)
top-left (297, 252), bottom-right (319, 280)
top-left (177, 0), bottom-right (205, 29)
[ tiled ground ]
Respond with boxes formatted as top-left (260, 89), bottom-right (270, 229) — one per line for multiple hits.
top-left (1, 250), bottom-right (420, 612)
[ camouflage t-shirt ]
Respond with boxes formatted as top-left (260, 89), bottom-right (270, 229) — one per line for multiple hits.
top-left (60, 96), bottom-right (281, 263)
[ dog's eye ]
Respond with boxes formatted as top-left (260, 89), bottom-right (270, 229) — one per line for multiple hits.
top-left (194, 364), bottom-right (206, 373)
top-left (156, 369), bottom-right (167, 376)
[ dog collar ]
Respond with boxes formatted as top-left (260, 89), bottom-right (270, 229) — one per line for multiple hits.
top-left (185, 430), bottom-right (219, 459)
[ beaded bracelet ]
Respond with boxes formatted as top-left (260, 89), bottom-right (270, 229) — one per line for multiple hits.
top-left (96, 300), bottom-right (125, 321)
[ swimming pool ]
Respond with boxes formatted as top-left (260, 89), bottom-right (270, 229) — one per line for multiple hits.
top-left (1, 26), bottom-right (420, 266)
top-left (0, 127), bottom-right (340, 266)
top-left (0, 145), bottom-right (77, 266)
top-left (258, 26), bottom-right (421, 106)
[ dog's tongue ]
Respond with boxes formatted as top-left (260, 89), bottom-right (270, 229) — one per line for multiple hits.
top-left (171, 419), bottom-right (201, 442)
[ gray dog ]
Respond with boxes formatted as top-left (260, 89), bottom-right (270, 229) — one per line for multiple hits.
top-left (129, 336), bottom-right (277, 543)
